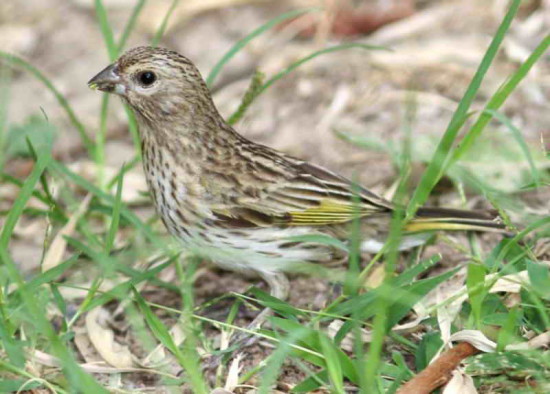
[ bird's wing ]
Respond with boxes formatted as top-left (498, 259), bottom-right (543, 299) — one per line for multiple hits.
top-left (211, 154), bottom-right (394, 228)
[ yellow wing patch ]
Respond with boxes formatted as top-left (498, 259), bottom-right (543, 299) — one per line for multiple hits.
top-left (288, 199), bottom-right (375, 226)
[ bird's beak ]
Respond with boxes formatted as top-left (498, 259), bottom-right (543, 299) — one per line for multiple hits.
top-left (88, 63), bottom-right (125, 95)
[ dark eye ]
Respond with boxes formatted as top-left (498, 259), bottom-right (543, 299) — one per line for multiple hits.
top-left (138, 71), bottom-right (157, 86)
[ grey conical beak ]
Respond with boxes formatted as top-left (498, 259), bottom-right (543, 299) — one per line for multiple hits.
top-left (88, 63), bottom-right (125, 94)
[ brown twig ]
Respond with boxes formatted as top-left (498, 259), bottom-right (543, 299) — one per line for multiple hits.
top-left (397, 342), bottom-right (480, 394)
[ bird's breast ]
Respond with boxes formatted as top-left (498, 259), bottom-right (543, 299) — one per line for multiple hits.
top-left (141, 138), bottom-right (214, 241)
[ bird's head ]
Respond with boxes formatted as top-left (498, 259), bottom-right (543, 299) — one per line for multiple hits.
top-left (88, 46), bottom-right (214, 123)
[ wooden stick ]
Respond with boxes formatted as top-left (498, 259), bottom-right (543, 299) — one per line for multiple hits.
top-left (397, 342), bottom-right (480, 394)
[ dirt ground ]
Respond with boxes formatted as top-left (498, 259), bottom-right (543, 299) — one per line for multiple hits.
top-left (2, 0), bottom-right (550, 392)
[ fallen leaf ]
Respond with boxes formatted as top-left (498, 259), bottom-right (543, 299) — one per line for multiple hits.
top-left (442, 370), bottom-right (477, 394)
top-left (449, 330), bottom-right (496, 353)
top-left (85, 307), bottom-right (135, 368)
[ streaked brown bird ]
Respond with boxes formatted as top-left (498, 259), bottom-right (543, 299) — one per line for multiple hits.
top-left (88, 46), bottom-right (504, 333)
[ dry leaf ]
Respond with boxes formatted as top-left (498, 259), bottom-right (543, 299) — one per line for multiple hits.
top-left (443, 370), bottom-right (477, 394)
top-left (29, 348), bottom-right (177, 375)
top-left (436, 267), bottom-right (468, 344)
top-left (449, 330), bottom-right (496, 353)
top-left (74, 330), bottom-right (104, 364)
top-left (364, 263), bottom-right (386, 289)
top-left (29, 349), bottom-right (62, 368)
top-left (506, 330), bottom-right (550, 351)
top-left (327, 317), bottom-right (424, 352)
top-left (432, 270), bottom-right (530, 343)
top-left (85, 307), bottom-right (135, 368)
top-left (327, 319), bottom-right (371, 352)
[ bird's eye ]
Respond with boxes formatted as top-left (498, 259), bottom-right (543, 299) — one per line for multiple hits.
top-left (137, 71), bottom-right (157, 86)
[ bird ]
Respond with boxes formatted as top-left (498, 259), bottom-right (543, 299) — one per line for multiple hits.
top-left (88, 46), bottom-right (505, 343)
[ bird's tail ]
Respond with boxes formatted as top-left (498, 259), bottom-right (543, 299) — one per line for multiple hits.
top-left (405, 207), bottom-right (506, 233)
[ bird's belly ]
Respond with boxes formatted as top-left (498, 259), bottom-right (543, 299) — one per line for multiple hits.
top-left (188, 226), bottom-right (335, 274)
top-left (155, 202), bottom-right (335, 274)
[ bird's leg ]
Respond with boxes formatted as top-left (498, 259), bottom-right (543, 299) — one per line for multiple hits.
top-left (231, 271), bottom-right (289, 348)
top-left (245, 271), bottom-right (290, 335)
top-left (205, 272), bottom-right (289, 370)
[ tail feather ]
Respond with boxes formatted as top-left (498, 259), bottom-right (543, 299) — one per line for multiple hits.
top-left (405, 207), bottom-right (506, 233)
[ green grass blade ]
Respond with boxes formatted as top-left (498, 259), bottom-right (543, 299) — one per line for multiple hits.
top-left (123, 104), bottom-right (141, 153)
top-left (0, 251), bottom-right (107, 393)
top-left (0, 305), bottom-right (25, 368)
top-left (133, 287), bottom-right (208, 393)
top-left (496, 306), bottom-right (518, 351)
top-left (467, 263), bottom-right (486, 328)
top-left (95, 94), bottom-right (109, 186)
top-left (227, 70), bottom-right (265, 125)
top-left (16, 256), bottom-right (79, 294)
top-left (0, 52), bottom-right (94, 155)
top-left (84, 259), bottom-right (176, 312)
top-left (527, 260), bottom-right (550, 299)
top-left (406, 0), bottom-right (521, 216)
top-left (93, 0), bottom-right (118, 186)
top-left (319, 334), bottom-right (345, 394)
top-left (450, 33), bottom-right (550, 166)
top-left (227, 43), bottom-right (388, 123)
top-left (0, 361), bottom-right (65, 393)
top-left (259, 43), bottom-right (388, 95)
top-left (114, 0), bottom-right (146, 153)
top-left (363, 101), bottom-right (414, 388)
top-left (484, 109), bottom-right (541, 186)
top-left (259, 326), bottom-right (311, 394)
top-left (0, 66), bottom-right (11, 172)
top-left (293, 370), bottom-right (331, 392)
top-left (206, 7), bottom-right (319, 87)
top-left (0, 152), bottom-right (106, 392)
top-left (152, 0), bottom-right (180, 47)
top-left (496, 216), bottom-right (550, 262)
top-left (94, 0), bottom-right (118, 61)
top-left (104, 166), bottom-right (125, 254)
top-left (0, 153), bottom-right (51, 251)
top-left (64, 236), bottom-right (114, 275)
top-left (118, 0), bottom-right (147, 52)
top-left (48, 160), bottom-right (158, 244)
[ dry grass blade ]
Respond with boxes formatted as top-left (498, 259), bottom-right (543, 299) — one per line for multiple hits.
top-left (224, 353), bottom-right (243, 392)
